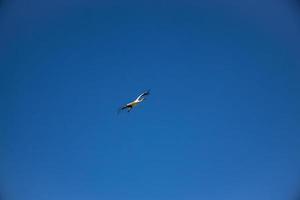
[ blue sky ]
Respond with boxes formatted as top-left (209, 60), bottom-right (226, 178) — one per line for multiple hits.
top-left (1, 0), bottom-right (300, 200)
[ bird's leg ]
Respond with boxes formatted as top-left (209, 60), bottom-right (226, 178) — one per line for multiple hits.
top-left (127, 107), bottom-right (132, 112)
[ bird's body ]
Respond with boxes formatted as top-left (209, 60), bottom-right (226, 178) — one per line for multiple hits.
top-left (118, 90), bottom-right (150, 113)
top-left (127, 101), bottom-right (139, 107)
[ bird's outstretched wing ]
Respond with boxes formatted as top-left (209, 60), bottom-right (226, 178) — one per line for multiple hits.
top-left (117, 104), bottom-right (134, 114)
top-left (135, 89), bottom-right (151, 101)
top-left (117, 105), bottom-right (128, 114)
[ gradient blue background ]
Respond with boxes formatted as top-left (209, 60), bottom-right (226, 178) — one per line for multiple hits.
top-left (1, 0), bottom-right (300, 200)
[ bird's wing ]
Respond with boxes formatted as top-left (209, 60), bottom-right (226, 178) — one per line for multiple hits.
top-left (117, 105), bottom-right (129, 114)
top-left (135, 89), bottom-right (150, 101)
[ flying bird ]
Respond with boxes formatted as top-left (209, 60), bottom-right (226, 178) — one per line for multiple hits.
top-left (118, 90), bottom-right (150, 113)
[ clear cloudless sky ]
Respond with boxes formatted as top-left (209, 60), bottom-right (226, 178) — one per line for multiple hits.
top-left (1, 0), bottom-right (300, 200)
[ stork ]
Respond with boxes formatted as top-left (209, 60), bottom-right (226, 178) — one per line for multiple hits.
top-left (118, 90), bottom-right (150, 113)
